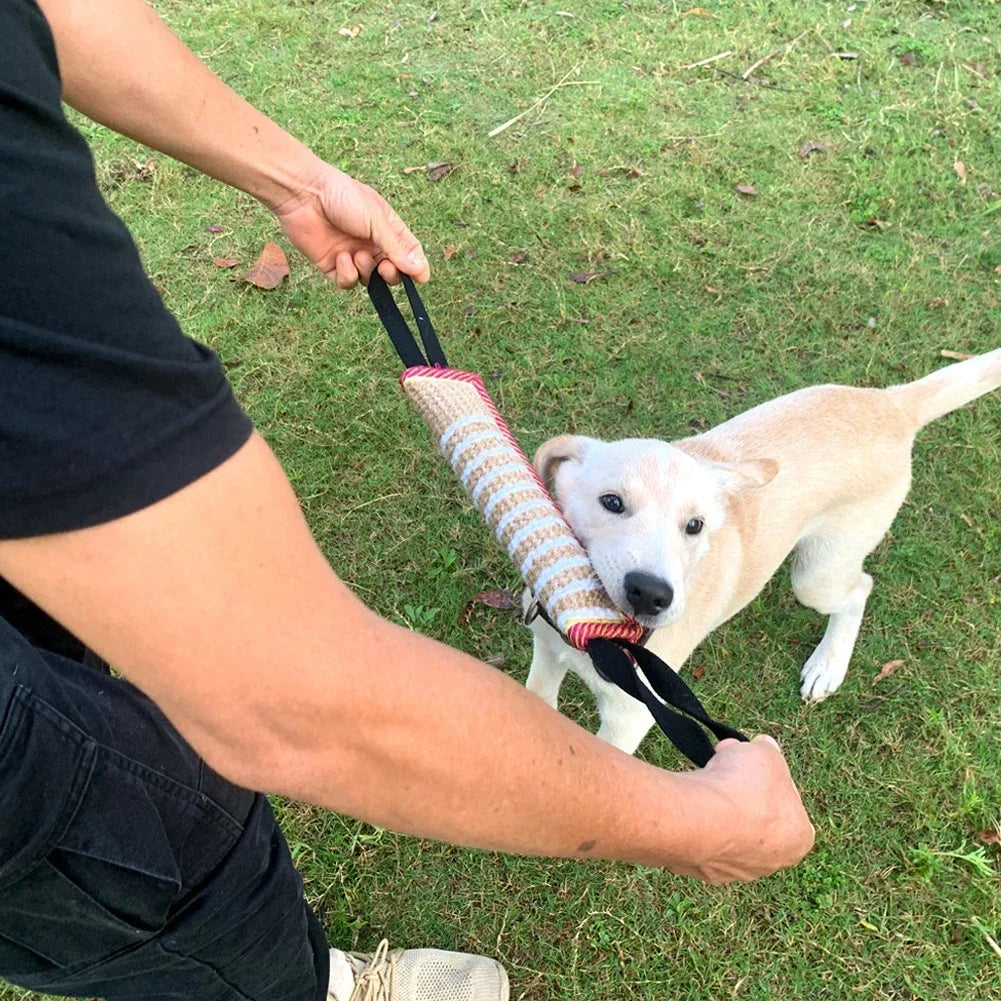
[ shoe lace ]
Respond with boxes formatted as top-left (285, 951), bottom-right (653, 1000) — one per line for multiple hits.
top-left (348, 939), bottom-right (398, 1001)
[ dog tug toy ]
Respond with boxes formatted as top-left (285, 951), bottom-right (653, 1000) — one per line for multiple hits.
top-left (367, 273), bottom-right (747, 767)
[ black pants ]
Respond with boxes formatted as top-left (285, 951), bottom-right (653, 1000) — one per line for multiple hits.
top-left (0, 614), bottom-right (329, 1001)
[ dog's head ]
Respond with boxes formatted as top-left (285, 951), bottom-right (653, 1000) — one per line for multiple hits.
top-left (535, 435), bottom-right (777, 629)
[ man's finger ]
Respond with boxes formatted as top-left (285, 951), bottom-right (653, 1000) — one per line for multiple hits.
top-left (334, 251), bottom-right (359, 290)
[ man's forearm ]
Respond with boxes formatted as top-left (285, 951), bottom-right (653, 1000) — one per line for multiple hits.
top-left (37, 0), bottom-right (318, 209)
top-left (0, 434), bottom-right (811, 880)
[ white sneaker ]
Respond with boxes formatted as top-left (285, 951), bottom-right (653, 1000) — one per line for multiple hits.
top-left (328, 938), bottom-right (509, 1001)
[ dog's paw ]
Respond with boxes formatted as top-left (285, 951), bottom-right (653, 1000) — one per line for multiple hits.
top-left (800, 647), bottom-right (848, 702)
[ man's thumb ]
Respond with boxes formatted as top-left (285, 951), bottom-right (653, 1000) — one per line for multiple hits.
top-left (371, 203), bottom-right (428, 280)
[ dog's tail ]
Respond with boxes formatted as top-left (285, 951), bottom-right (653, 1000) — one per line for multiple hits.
top-left (888, 347), bottom-right (1001, 430)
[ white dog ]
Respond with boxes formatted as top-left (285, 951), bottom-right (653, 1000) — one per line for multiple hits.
top-left (525, 349), bottom-right (1001, 753)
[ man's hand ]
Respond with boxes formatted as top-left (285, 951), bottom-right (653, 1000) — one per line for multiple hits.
top-left (672, 736), bottom-right (815, 884)
top-left (271, 163), bottom-right (429, 289)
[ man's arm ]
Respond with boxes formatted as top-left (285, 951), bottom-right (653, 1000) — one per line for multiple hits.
top-left (0, 434), bottom-right (813, 883)
top-left (35, 0), bottom-right (429, 289)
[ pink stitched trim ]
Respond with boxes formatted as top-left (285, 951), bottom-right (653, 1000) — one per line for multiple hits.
top-left (567, 621), bottom-right (645, 650)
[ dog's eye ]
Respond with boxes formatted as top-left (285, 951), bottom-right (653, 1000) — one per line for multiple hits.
top-left (599, 494), bottom-right (625, 514)
top-left (685, 518), bottom-right (704, 536)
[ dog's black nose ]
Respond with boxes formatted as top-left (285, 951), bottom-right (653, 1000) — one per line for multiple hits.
top-left (623, 572), bottom-right (674, 617)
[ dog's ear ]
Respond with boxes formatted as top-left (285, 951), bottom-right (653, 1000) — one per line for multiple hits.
top-left (709, 457), bottom-right (779, 495)
top-left (533, 435), bottom-right (586, 490)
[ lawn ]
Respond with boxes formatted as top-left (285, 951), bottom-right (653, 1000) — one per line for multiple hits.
top-left (4, 1), bottom-right (1001, 999)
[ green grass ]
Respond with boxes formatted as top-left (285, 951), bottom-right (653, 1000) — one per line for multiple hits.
top-left (5, 1), bottom-right (1001, 999)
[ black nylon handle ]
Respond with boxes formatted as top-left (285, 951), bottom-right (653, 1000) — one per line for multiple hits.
top-left (367, 271), bottom-right (448, 369)
top-left (586, 638), bottom-right (748, 767)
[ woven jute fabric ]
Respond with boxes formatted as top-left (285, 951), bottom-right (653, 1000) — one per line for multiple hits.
top-left (402, 371), bottom-right (631, 639)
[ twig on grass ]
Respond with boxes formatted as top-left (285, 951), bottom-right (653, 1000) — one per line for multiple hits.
top-left (971, 917), bottom-right (1001, 960)
top-left (742, 48), bottom-right (782, 80)
top-left (713, 68), bottom-right (805, 93)
top-left (682, 50), bottom-right (733, 70)
top-left (742, 28), bottom-right (810, 79)
top-left (488, 68), bottom-right (598, 137)
top-left (941, 349), bottom-right (975, 361)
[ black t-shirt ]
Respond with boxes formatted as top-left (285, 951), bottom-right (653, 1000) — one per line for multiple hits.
top-left (0, 0), bottom-right (253, 540)
top-left (1, 0), bottom-right (253, 650)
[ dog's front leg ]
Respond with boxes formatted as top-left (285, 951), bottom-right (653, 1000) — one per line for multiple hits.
top-left (799, 571), bottom-right (873, 701)
top-left (592, 679), bottom-right (656, 755)
top-left (525, 619), bottom-right (571, 710)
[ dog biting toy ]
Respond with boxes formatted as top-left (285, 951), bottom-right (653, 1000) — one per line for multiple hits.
top-left (368, 273), bottom-right (746, 766)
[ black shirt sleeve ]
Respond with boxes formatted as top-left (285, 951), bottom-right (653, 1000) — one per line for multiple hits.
top-left (0, 0), bottom-right (254, 540)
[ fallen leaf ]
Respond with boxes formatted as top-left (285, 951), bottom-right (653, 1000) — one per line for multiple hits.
top-left (899, 51), bottom-right (916, 66)
top-left (402, 165), bottom-right (425, 174)
top-left (683, 6), bottom-right (716, 17)
top-left (204, 223), bottom-right (224, 233)
top-left (239, 242), bottom-right (289, 290)
top-left (478, 589), bottom-right (516, 609)
top-left (928, 298), bottom-right (948, 309)
top-left (954, 160), bottom-right (967, 184)
top-left (569, 164), bottom-right (583, 179)
top-left (874, 659), bottom-right (905, 684)
top-left (800, 140), bottom-right (830, 158)
top-left (338, 24), bottom-right (362, 38)
top-left (941, 349), bottom-right (975, 360)
top-left (459, 588), bottom-right (518, 626)
top-left (976, 829), bottom-right (1000, 846)
top-left (212, 257), bottom-right (240, 269)
top-left (443, 243), bottom-right (459, 260)
top-left (508, 251), bottom-right (527, 265)
top-left (427, 161), bottom-right (456, 182)
top-left (507, 161), bottom-right (520, 175)
top-left (692, 665), bottom-right (705, 681)
top-left (464, 305), bottom-right (476, 316)
top-left (866, 217), bottom-right (889, 230)
top-left (568, 183), bottom-right (582, 193)
top-left (569, 271), bottom-right (604, 284)
top-left (736, 183), bottom-right (757, 196)
top-left (995, 265), bottom-right (1001, 275)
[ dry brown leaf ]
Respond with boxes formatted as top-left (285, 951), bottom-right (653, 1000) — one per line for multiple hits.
top-left (800, 140), bottom-right (830, 158)
top-left (954, 160), bottom-right (967, 184)
top-left (338, 24), bottom-right (362, 38)
top-left (569, 164), bottom-right (583, 179)
top-left (683, 6), bottom-right (716, 17)
top-left (569, 271), bottom-right (604, 284)
top-left (867, 217), bottom-right (889, 230)
top-left (976, 829), bottom-right (1001, 846)
top-left (692, 665), bottom-right (705, 681)
top-left (736, 183), bottom-right (757, 196)
top-left (941, 349), bottom-right (975, 361)
top-left (212, 257), bottom-right (240, 269)
top-left (874, 659), bottom-right (905, 684)
top-left (427, 161), bottom-right (457, 182)
top-left (459, 588), bottom-right (518, 627)
top-left (443, 244), bottom-right (459, 261)
top-left (239, 242), bottom-right (289, 290)
top-left (899, 52), bottom-right (916, 66)
top-left (508, 251), bottom-right (527, 265)
top-left (204, 223), bottom-right (224, 233)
